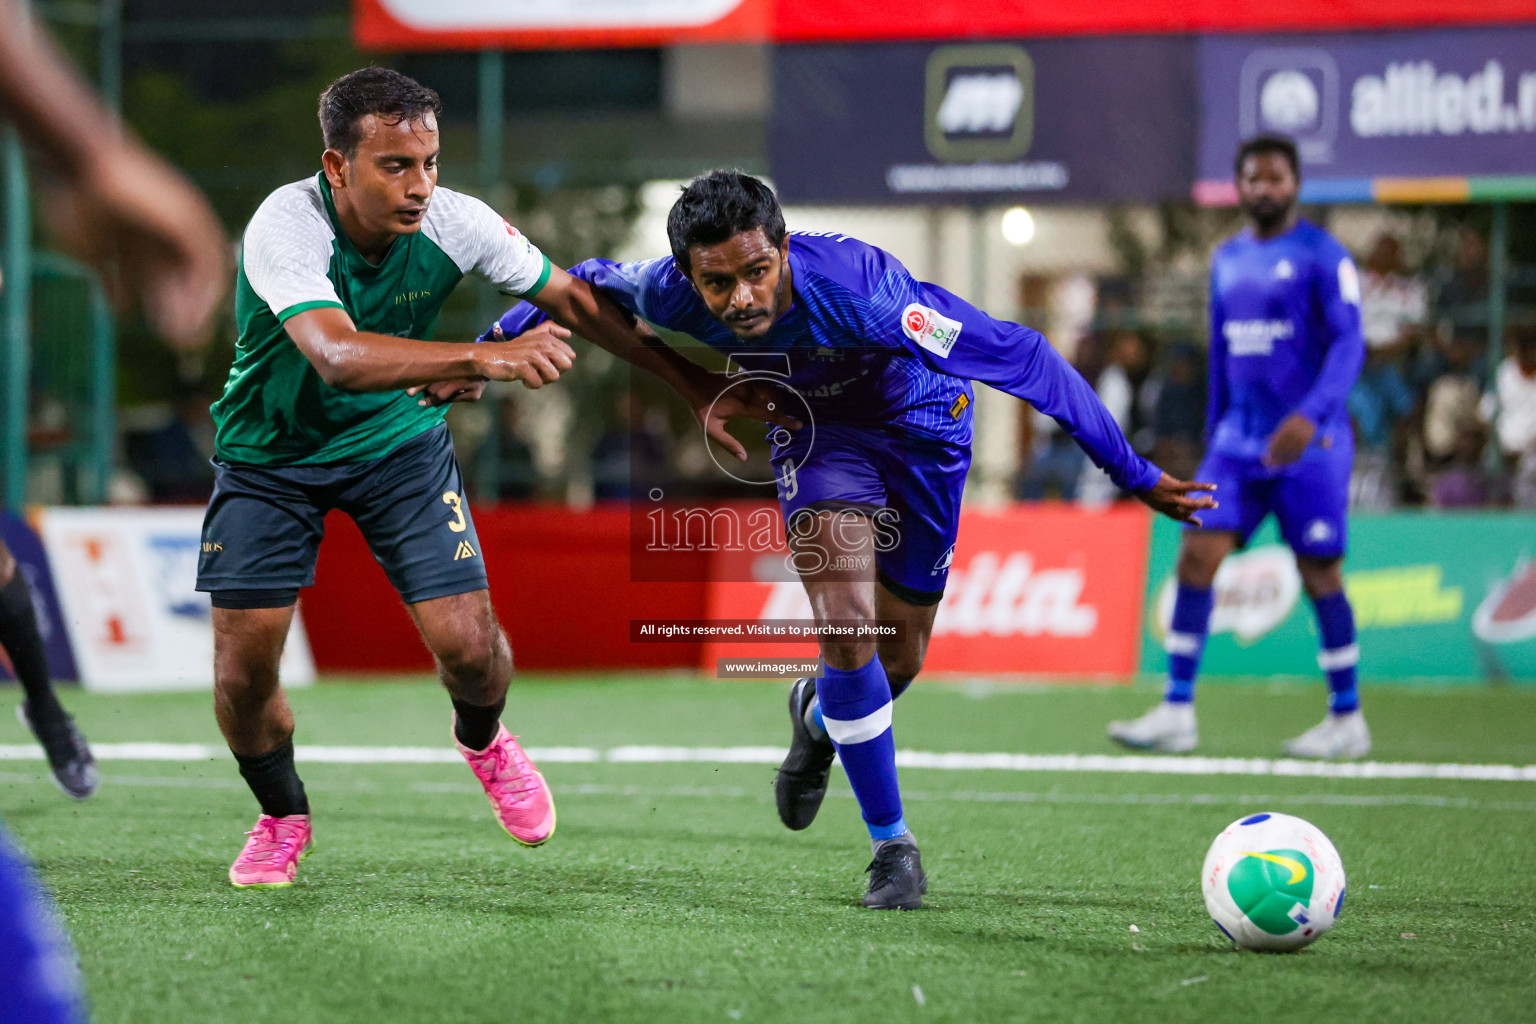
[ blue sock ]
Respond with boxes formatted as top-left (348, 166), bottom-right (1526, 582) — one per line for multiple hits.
top-left (1312, 591), bottom-right (1360, 714)
top-left (1163, 584), bottom-right (1214, 704)
top-left (817, 655), bottom-right (904, 839)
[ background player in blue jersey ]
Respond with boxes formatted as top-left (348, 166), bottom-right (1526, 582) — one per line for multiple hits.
top-left (1108, 135), bottom-right (1370, 759)
top-left (491, 170), bottom-right (1215, 909)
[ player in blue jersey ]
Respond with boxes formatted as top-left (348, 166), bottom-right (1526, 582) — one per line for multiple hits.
top-left (0, 825), bottom-right (85, 1023)
top-left (1108, 135), bottom-right (1370, 759)
top-left (490, 170), bottom-right (1215, 909)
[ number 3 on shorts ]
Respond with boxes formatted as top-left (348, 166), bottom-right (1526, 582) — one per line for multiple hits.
top-left (442, 490), bottom-right (467, 533)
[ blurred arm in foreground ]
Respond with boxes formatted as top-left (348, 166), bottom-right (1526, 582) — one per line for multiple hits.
top-left (0, 0), bottom-right (228, 349)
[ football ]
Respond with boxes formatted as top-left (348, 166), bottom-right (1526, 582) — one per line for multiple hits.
top-left (1201, 812), bottom-right (1347, 951)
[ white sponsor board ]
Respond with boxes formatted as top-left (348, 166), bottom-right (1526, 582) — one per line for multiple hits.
top-left (1155, 543), bottom-right (1302, 644)
top-left (37, 508), bottom-right (315, 693)
top-left (378, 0), bottom-right (744, 30)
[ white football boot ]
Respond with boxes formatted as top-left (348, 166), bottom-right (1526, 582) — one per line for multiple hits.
top-left (1283, 710), bottom-right (1371, 760)
top-left (1106, 701), bottom-right (1198, 752)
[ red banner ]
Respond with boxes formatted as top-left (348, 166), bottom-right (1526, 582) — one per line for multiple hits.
top-left (302, 501), bottom-right (1150, 677)
top-left (702, 504), bottom-right (1152, 678)
top-left (772, 1), bottom-right (1536, 45)
top-left (356, 0), bottom-right (1536, 51)
top-left (302, 505), bottom-right (709, 673)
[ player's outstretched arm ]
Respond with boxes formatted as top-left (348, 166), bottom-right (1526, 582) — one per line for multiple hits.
top-left (521, 267), bottom-right (801, 460)
top-left (0, 0), bottom-right (228, 350)
top-left (408, 322), bottom-right (575, 407)
top-left (284, 307), bottom-right (574, 392)
top-left (881, 277), bottom-right (1164, 491)
top-left (523, 266), bottom-right (711, 395)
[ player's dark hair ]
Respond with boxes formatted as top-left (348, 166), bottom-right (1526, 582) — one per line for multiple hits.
top-left (667, 170), bottom-right (787, 275)
top-left (319, 67), bottom-right (441, 157)
top-left (1234, 134), bottom-right (1300, 180)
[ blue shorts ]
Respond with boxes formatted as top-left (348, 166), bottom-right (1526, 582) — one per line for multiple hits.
top-left (771, 422), bottom-right (971, 605)
top-left (196, 423), bottom-right (486, 607)
top-left (1189, 443), bottom-right (1351, 558)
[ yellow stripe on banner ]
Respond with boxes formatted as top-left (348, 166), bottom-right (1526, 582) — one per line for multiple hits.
top-left (1372, 177), bottom-right (1471, 203)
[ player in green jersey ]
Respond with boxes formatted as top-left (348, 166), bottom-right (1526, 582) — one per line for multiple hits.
top-left (198, 68), bottom-right (758, 888)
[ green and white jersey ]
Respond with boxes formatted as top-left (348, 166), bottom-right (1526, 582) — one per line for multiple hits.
top-left (212, 172), bottom-right (551, 466)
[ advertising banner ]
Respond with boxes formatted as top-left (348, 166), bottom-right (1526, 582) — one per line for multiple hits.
top-left (1139, 514), bottom-right (1536, 681)
top-left (355, 0), bottom-right (1536, 51)
top-left (0, 512), bottom-right (77, 682)
top-left (770, 38), bottom-right (1196, 205)
top-left (305, 507), bottom-right (711, 673)
top-left (773, 1), bottom-right (1536, 46)
top-left (36, 508), bottom-right (316, 693)
top-left (704, 504), bottom-right (1151, 677)
top-left (1197, 28), bottom-right (1536, 205)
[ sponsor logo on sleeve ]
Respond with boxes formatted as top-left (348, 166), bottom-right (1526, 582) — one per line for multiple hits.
top-left (902, 303), bottom-right (963, 358)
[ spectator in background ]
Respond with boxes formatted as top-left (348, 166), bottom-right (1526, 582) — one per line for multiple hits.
top-left (1420, 227), bottom-right (1490, 388)
top-left (123, 391), bottom-right (217, 503)
top-left (1349, 235), bottom-right (1426, 509)
top-left (1145, 342), bottom-right (1206, 483)
top-left (1078, 329), bottom-right (1152, 506)
top-left (1481, 325), bottom-right (1536, 508)
top-left (1422, 333), bottom-right (1487, 507)
top-left (591, 392), bottom-right (672, 501)
top-left (1016, 333), bottom-right (1105, 501)
top-left (475, 396), bottom-right (540, 501)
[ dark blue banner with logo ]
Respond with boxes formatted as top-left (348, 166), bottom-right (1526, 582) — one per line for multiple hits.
top-left (770, 37), bottom-right (1197, 204)
top-left (1197, 27), bottom-right (1536, 205)
top-left (0, 513), bottom-right (78, 683)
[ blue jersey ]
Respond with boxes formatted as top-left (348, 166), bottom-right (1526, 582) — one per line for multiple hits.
top-left (490, 232), bottom-right (1160, 493)
top-left (1207, 219), bottom-right (1365, 461)
top-left (0, 826), bottom-right (84, 1024)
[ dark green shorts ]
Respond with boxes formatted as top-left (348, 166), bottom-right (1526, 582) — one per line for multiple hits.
top-left (196, 423), bottom-right (486, 608)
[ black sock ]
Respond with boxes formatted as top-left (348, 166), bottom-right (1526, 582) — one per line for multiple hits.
top-left (234, 739), bottom-right (309, 817)
top-left (0, 571), bottom-right (65, 724)
top-left (452, 697), bottom-right (505, 751)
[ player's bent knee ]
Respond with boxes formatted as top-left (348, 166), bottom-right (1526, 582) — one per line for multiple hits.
top-left (820, 637), bottom-right (877, 672)
top-left (1175, 546), bottom-right (1223, 588)
top-left (881, 652), bottom-right (924, 698)
top-left (1297, 556), bottom-right (1345, 599)
top-left (431, 626), bottom-right (509, 700)
top-left (213, 657), bottom-right (282, 707)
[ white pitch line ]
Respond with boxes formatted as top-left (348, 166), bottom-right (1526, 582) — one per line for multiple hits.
top-left (4, 771), bottom-right (1536, 811)
top-left (0, 742), bottom-right (1533, 782)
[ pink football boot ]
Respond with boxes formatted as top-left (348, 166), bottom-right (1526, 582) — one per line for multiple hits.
top-left (229, 814), bottom-right (313, 888)
top-left (455, 723), bottom-right (556, 847)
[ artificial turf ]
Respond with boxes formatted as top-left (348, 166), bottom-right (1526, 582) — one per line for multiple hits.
top-left (2, 677), bottom-right (1534, 1024)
